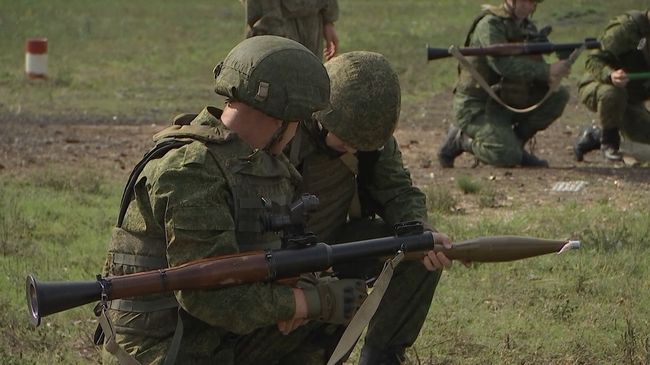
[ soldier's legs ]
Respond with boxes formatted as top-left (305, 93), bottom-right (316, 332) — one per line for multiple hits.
top-left (513, 86), bottom-right (569, 144)
top-left (592, 84), bottom-right (628, 130)
top-left (285, 15), bottom-right (324, 59)
top-left (620, 103), bottom-right (650, 145)
top-left (580, 82), bottom-right (628, 159)
top-left (332, 219), bottom-right (442, 364)
top-left (454, 98), bottom-right (523, 167)
top-left (234, 321), bottom-right (336, 365)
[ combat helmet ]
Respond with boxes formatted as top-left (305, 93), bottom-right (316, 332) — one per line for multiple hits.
top-left (214, 35), bottom-right (330, 122)
top-left (314, 51), bottom-right (401, 151)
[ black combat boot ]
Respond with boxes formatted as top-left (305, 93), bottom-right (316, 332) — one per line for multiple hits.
top-left (358, 345), bottom-right (406, 365)
top-left (520, 150), bottom-right (549, 167)
top-left (573, 124), bottom-right (602, 162)
top-left (438, 126), bottom-right (472, 168)
top-left (600, 126), bottom-right (622, 162)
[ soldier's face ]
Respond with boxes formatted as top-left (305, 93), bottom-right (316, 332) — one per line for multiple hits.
top-left (324, 131), bottom-right (357, 154)
top-left (508, 0), bottom-right (536, 20)
top-left (221, 99), bottom-right (297, 154)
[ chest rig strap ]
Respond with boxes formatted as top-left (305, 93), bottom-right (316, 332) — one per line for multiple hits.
top-left (117, 138), bottom-right (193, 227)
top-left (99, 137), bottom-right (194, 365)
top-left (450, 44), bottom-right (584, 113)
top-left (338, 152), bottom-right (362, 219)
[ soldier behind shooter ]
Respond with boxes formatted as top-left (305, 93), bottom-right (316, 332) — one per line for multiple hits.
top-left (438, 0), bottom-right (571, 168)
top-left (240, 0), bottom-right (339, 60)
top-left (573, 8), bottom-right (650, 162)
top-left (287, 51), bottom-right (462, 365)
top-left (99, 36), bottom-right (371, 365)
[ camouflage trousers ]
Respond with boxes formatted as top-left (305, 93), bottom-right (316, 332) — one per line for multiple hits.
top-left (578, 80), bottom-right (650, 144)
top-left (102, 312), bottom-right (340, 365)
top-left (453, 86), bottom-right (569, 167)
top-left (331, 219), bottom-right (442, 352)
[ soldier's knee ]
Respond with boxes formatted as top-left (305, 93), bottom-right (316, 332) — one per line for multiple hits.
top-left (556, 86), bottom-right (570, 105)
top-left (598, 84), bottom-right (627, 106)
top-left (491, 147), bottom-right (523, 167)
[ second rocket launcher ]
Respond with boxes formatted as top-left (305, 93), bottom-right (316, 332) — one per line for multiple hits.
top-left (426, 39), bottom-right (601, 61)
top-left (26, 222), bottom-right (579, 327)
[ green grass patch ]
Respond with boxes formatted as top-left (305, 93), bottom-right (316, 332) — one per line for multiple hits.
top-left (1, 0), bottom-right (645, 118)
top-left (456, 174), bottom-right (483, 194)
top-left (413, 193), bottom-right (650, 364)
top-left (0, 168), bottom-right (119, 364)
top-left (2, 0), bottom-right (650, 363)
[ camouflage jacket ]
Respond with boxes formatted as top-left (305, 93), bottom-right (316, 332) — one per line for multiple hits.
top-left (287, 119), bottom-right (431, 244)
top-left (580, 11), bottom-right (650, 102)
top-left (455, 5), bottom-right (550, 105)
top-left (103, 107), bottom-right (301, 362)
top-left (242, 0), bottom-right (339, 57)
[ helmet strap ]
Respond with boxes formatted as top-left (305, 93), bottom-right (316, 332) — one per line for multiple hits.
top-left (263, 120), bottom-right (290, 153)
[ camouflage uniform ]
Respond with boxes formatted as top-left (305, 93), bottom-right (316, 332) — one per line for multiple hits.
top-left (101, 36), bottom-right (335, 365)
top-left (287, 52), bottom-right (442, 365)
top-left (451, 5), bottom-right (569, 167)
top-left (242, 0), bottom-right (339, 59)
top-left (577, 11), bottom-right (650, 146)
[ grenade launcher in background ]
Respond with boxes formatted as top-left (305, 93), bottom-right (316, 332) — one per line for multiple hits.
top-left (426, 35), bottom-right (600, 61)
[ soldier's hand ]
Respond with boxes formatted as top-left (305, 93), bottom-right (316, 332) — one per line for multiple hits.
top-left (300, 278), bottom-right (367, 324)
top-left (323, 22), bottom-right (338, 60)
top-left (277, 317), bottom-right (310, 335)
top-left (610, 69), bottom-right (629, 87)
top-left (422, 233), bottom-right (471, 270)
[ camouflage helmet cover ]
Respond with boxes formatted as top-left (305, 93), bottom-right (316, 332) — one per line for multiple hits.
top-left (214, 35), bottom-right (330, 121)
top-left (314, 51), bottom-right (401, 151)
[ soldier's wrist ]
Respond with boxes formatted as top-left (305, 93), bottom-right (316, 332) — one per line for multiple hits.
top-left (291, 287), bottom-right (311, 319)
top-left (298, 285), bottom-right (322, 319)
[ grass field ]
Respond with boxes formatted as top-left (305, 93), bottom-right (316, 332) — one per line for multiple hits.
top-left (2, 0), bottom-right (646, 116)
top-left (2, 0), bottom-right (650, 364)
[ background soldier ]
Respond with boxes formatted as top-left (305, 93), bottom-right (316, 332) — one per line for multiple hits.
top-left (573, 8), bottom-right (650, 162)
top-left (287, 51), bottom-right (460, 365)
top-left (100, 36), bottom-right (368, 365)
top-left (438, 0), bottom-right (571, 168)
top-left (240, 0), bottom-right (339, 60)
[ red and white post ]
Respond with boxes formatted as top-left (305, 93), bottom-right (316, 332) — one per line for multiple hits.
top-left (25, 38), bottom-right (48, 79)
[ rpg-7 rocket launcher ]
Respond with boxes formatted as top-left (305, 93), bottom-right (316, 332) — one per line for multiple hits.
top-left (26, 194), bottom-right (579, 327)
top-left (426, 36), bottom-right (600, 61)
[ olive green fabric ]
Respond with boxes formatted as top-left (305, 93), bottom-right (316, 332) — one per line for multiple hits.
top-left (287, 119), bottom-right (442, 352)
top-left (578, 83), bottom-right (650, 144)
top-left (214, 35), bottom-right (330, 122)
top-left (242, 0), bottom-right (339, 59)
top-left (455, 7), bottom-right (549, 102)
top-left (102, 107), bottom-right (332, 365)
top-left (314, 51), bottom-right (401, 151)
top-left (330, 219), bottom-right (442, 352)
top-left (453, 5), bottom-right (568, 167)
top-left (577, 11), bottom-right (650, 143)
top-left (454, 85), bottom-right (569, 167)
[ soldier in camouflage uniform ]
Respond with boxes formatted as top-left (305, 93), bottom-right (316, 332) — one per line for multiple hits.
top-left (240, 0), bottom-right (339, 60)
top-left (438, 0), bottom-right (571, 168)
top-left (99, 36), bottom-right (370, 365)
top-left (286, 51), bottom-right (459, 365)
top-left (573, 8), bottom-right (650, 162)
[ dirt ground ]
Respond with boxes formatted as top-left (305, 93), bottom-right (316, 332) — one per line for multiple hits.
top-left (1, 87), bottom-right (649, 215)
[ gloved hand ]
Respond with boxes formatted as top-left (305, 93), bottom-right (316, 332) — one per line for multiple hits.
top-left (298, 276), bottom-right (367, 324)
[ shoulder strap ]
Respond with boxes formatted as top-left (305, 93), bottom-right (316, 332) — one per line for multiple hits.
top-left (116, 138), bottom-right (192, 227)
top-left (450, 44), bottom-right (585, 113)
top-left (463, 9), bottom-right (491, 47)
